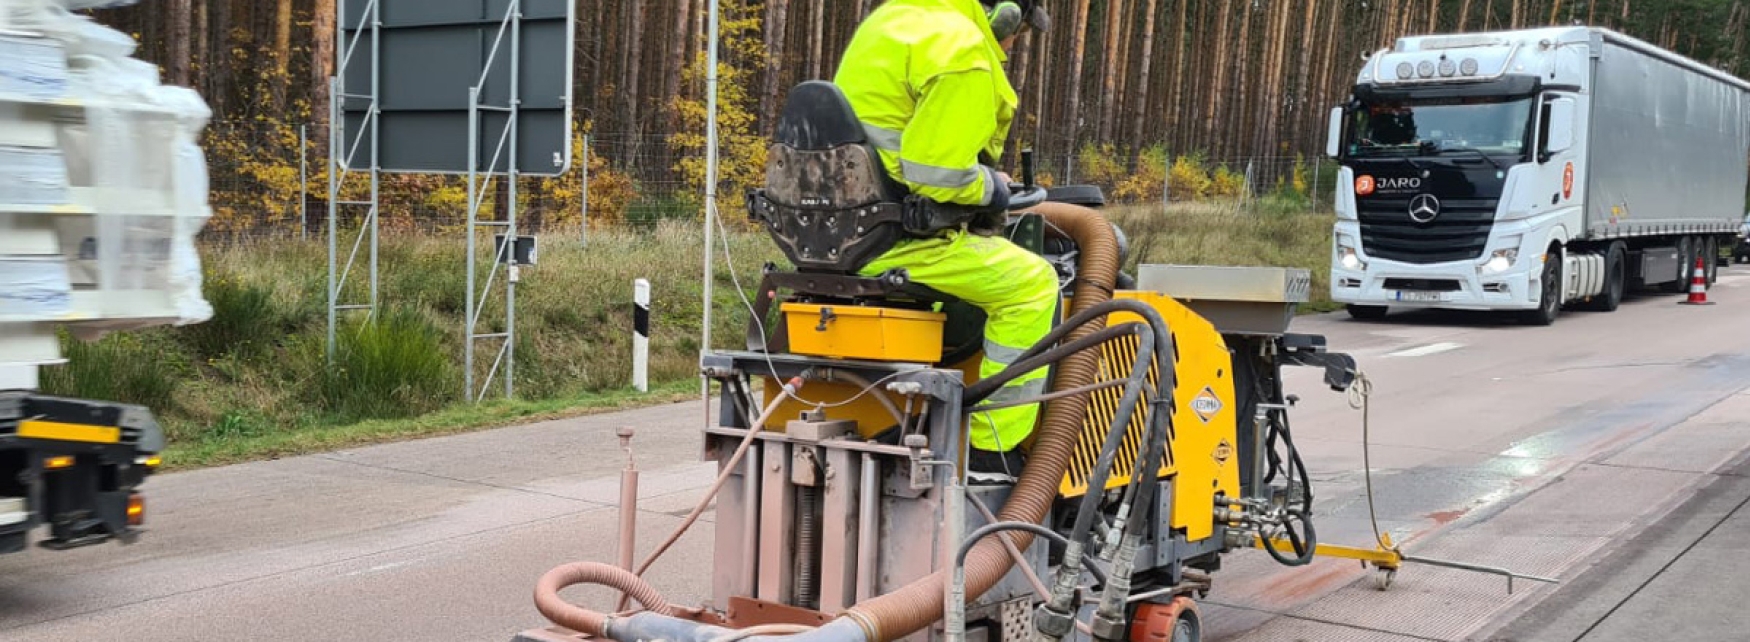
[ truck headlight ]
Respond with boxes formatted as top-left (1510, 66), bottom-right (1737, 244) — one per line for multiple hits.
top-left (1481, 248), bottom-right (1518, 274)
top-left (1339, 246), bottom-right (1367, 271)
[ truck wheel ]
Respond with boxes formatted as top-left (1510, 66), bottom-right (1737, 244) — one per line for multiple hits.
top-left (1580, 244), bottom-right (1626, 312)
top-left (1346, 304), bottom-right (1389, 321)
top-left (1521, 252), bottom-right (1562, 325)
top-left (1665, 237), bottom-right (1694, 294)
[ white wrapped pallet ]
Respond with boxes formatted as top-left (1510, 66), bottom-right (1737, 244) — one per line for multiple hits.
top-left (0, 0), bottom-right (212, 375)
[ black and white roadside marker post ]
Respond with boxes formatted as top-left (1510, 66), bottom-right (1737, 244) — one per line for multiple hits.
top-left (634, 279), bottom-right (650, 392)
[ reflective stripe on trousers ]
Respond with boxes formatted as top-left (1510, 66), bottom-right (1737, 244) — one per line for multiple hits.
top-left (859, 229), bottom-right (1058, 451)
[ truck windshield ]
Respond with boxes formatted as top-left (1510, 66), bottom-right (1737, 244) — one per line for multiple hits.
top-left (1345, 96), bottom-right (1533, 160)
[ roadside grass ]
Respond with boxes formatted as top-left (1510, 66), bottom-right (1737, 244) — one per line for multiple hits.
top-left (162, 379), bottom-right (698, 471)
top-left (1108, 197), bottom-right (1339, 313)
top-left (41, 198), bottom-right (1334, 470)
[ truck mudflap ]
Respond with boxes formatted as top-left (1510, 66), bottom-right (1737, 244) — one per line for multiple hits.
top-left (0, 392), bottom-right (164, 551)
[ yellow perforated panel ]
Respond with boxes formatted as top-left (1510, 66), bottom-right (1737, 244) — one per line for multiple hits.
top-left (1056, 292), bottom-right (1240, 543)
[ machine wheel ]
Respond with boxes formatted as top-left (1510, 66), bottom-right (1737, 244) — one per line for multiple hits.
top-left (1579, 243), bottom-right (1625, 312)
top-left (1665, 237), bottom-right (1694, 293)
top-left (1520, 252), bottom-right (1562, 326)
top-left (1170, 609), bottom-right (1201, 642)
top-left (1346, 304), bottom-right (1389, 321)
top-left (1131, 597), bottom-right (1202, 642)
top-left (1374, 568), bottom-right (1398, 591)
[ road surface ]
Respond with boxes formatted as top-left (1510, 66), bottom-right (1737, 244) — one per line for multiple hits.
top-left (3, 266), bottom-right (1748, 642)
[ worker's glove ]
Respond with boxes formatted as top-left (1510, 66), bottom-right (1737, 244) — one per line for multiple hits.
top-left (983, 167), bottom-right (1012, 214)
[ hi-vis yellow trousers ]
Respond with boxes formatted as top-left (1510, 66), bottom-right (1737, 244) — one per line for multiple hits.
top-left (860, 229), bottom-right (1057, 452)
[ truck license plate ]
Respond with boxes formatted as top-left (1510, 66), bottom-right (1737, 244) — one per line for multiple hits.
top-left (1393, 290), bottom-right (1446, 303)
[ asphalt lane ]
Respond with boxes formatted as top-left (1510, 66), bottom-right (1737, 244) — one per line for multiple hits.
top-left (2, 266), bottom-right (1747, 642)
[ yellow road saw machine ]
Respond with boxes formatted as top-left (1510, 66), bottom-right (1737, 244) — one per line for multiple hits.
top-left (520, 82), bottom-right (1406, 642)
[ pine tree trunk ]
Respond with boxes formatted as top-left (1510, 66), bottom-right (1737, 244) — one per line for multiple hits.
top-left (1203, 0), bottom-right (1232, 153)
top-left (1065, 0), bottom-right (1093, 149)
top-left (810, 0), bottom-right (826, 79)
top-left (275, 0), bottom-right (293, 78)
top-left (667, 0), bottom-right (689, 120)
top-left (192, 0), bottom-right (208, 94)
top-left (1459, 0), bottom-right (1474, 30)
top-left (1098, 0), bottom-right (1125, 142)
top-left (1548, 0), bottom-right (1563, 25)
top-left (1169, 0), bottom-right (1191, 149)
top-left (1228, 3), bottom-right (1254, 160)
top-left (1127, 0), bottom-right (1160, 147)
top-left (1293, 0), bottom-right (1318, 154)
top-left (625, 2), bottom-right (646, 132)
top-left (167, 0), bottom-right (191, 87)
top-left (761, 0), bottom-right (792, 132)
top-left (310, 0), bottom-right (335, 131)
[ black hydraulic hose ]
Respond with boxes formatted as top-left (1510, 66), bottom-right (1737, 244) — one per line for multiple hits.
top-left (952, 521), bottom-right (1106, 584)
top-left (963, 297), bottom-right (1171, 404)
top-left (1067, 324), bottom-right (1155, 543)
top-left (1250, 362), bottom-right (1317, 567)
top-left (962, 323), bottom-right (1144, 406)
top-left (965, 378), bottom-right (1131, 414)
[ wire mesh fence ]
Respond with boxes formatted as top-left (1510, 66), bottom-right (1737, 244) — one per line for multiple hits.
top-left (197, 119), bottom-right (1337, 245)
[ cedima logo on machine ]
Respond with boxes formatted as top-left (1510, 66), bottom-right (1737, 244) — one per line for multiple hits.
top-left (1192, 387), bottom-right (1223, 423)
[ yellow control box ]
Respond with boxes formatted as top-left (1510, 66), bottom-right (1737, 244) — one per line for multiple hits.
top-left (781, 303), bottom-right (945, 363)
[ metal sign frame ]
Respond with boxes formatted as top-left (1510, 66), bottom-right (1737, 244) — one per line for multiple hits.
top-left (337, 0), bottom-right (574, 176)
top-left (326, 0), bottom-right (575, 402)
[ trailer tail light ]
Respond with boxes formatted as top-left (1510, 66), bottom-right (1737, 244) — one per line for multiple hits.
top-left (126, 494), bottom-right (145, 527)
top-left (43, 456), bottom-right (75, 470)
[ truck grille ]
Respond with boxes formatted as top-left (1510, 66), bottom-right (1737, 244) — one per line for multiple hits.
top-left (1359, 198), bottom-right (1498, 264)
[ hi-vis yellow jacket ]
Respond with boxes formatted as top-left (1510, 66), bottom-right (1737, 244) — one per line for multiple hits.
top-left (833, 0), bottom-right (1019, 207)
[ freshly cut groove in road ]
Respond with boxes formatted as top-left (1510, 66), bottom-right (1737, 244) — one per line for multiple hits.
top-left (1386, 342), bottom-right (1465, 358)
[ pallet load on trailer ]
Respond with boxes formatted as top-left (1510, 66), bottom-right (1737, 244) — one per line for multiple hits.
top-left (1326, 27), bottom-right (1750, 324)
top-left (0, 0), bottom-right (212, 554)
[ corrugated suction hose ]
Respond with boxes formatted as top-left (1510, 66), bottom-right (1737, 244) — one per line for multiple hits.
top-left (843, 202), bottom-right (1119, 642)
top-left (535, 562), bottom-right (674, 636)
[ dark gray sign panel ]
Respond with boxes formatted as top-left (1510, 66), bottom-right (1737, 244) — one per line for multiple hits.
top-left (339, 0), bottom-right (574, 175)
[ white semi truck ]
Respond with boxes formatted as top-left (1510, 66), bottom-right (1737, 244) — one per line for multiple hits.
top-left (1326, 27), bottom-right (1750, 324)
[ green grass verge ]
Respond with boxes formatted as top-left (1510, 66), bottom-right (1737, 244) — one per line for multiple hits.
top-left (161, 379), bottom-right (698, 471)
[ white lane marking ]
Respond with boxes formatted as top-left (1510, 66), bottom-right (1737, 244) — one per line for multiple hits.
top-left (1386, 342), bottom-right (1464, 358)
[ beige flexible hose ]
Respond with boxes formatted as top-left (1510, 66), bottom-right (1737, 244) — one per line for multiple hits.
top-left (534, 562), bottom-right (674, 636)
top-left (844, 202), bottom-right (1119, 641)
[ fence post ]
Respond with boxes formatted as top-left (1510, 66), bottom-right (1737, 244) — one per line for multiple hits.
top-left (633, 278), bottom-right (650, 392)
top-left (1244, 160), bottom-right (1256, 209)
top-left (1312, 157), bottom-right (1323, 204)
top-left (588, 134), bottom-right (595, 244)
top-left (1161, 154), bottom-right (1171, 209)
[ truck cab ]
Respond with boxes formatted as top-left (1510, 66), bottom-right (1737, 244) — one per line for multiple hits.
top-left (1328, 28), bottom-right (1595, 323)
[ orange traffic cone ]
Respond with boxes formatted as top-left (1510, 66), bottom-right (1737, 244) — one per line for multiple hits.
top-left (1679, 256), bottom-right (1713, 305)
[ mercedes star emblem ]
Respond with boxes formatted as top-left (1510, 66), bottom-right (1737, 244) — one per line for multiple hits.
top-left (1408, 194), bottom-right (1441, 223)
